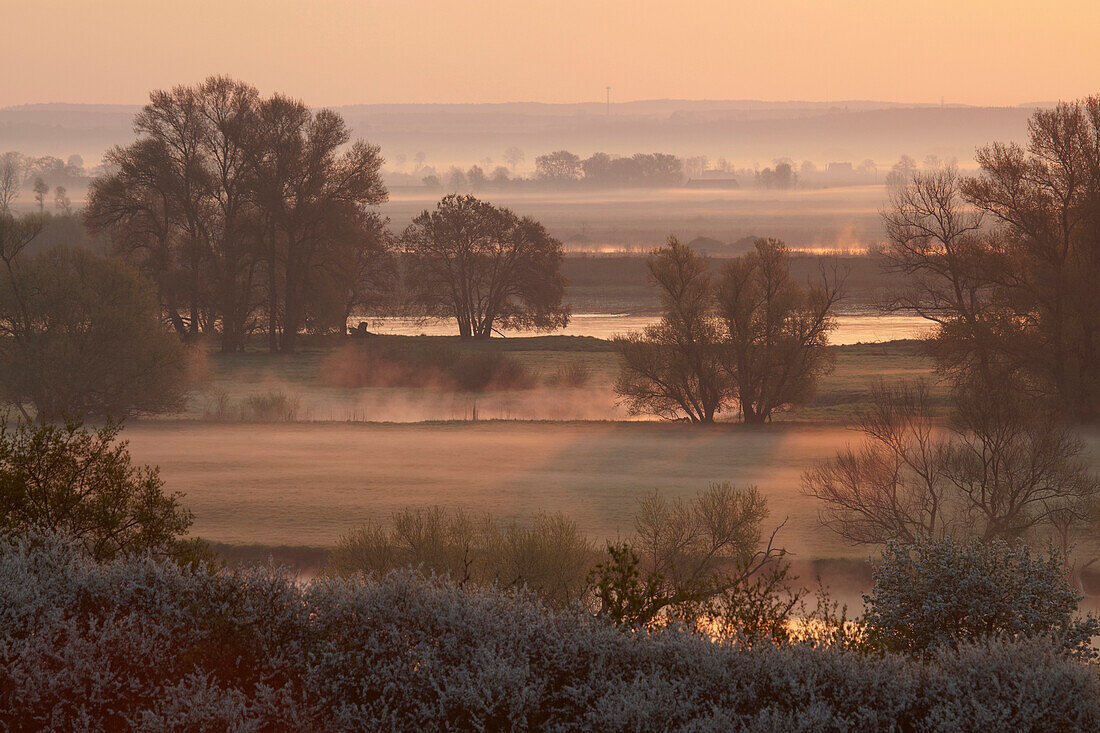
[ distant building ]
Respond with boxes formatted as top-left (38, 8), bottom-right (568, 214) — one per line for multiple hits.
top-left (826, 162), bottom-right (853, 174)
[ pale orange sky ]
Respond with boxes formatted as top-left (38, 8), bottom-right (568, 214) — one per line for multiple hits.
top-left (3, 0), bottom-right (1097, 107)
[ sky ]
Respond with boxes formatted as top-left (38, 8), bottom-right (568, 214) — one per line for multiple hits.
top-left (3, 0), bottom-right (1098, 108)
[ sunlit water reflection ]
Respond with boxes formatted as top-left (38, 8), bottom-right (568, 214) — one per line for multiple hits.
top-left (354, 312), bottom-right (931, 345)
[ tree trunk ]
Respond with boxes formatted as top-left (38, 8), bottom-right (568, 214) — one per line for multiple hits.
top-left (268, 221), bottom-right (279, 352)
top-left (741, 399), bottom-right (767, 425)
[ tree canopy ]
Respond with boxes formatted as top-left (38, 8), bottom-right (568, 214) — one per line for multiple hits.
top-left (0, 237), bottom-right (186, 421)
top-left (614, 237), bottom-right (841, 423)
top-left (402, 194), bottom-right (569, 339)
top-left (85, 76), bottom-right (392, 353)
top-left (883, 97), bottom-right (1100, 420)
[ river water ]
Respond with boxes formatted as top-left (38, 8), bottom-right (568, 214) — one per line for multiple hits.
top-left (353, 312), bottom-right (931, 345)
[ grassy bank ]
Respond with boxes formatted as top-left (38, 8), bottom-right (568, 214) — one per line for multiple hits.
top-left (181, 335), bottom-right (941, 424)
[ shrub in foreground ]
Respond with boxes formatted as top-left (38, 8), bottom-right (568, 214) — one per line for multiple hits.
top-left (0, 419), bottom-right (200, 563)
top-left (862, 536), bottom-right (1100, 658)
top-left (2, 530), bottom-right (1098, 731)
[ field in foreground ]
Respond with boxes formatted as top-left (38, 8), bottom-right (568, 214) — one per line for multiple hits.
top-left (123, 419), bottom-right (1100, 592)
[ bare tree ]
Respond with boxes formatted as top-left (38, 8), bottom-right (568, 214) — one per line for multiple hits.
top-left (884, 99), bottom-right (1100, 420)
top-left (0, 153), bottom-right (24, 212)
top-left (402, 194), bottom-right (569, 339)
top-left (613, 237), bottom-right (729, 423)
top-left (53, 186), bottom-right (71, 215)
top-left (960, 98), bottom-right (1100, 420)
top-left (802, 382), bottom-right (955, 544)
top-left (717, 239), bottom-right (842, 423)
top-left (503, 146), bottom-right (524, 173)
top-left (803, 381), bottom-right (1100, 546)
top-left (31, 178), bottom-right (48, 212)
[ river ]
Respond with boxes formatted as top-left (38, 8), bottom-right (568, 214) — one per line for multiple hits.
top-left (353, 312), bottom-right (931, 345)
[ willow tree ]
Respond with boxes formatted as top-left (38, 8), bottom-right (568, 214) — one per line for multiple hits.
top-left (613, 237), bottom-right (729, 423)
top-left (85, 77), bottom-right (262, 350)
top-left (86, 76), bottom-right (391, 353)
top-left (402, 194), bottom-right (568, 339)
top-left (613, 237), bottom-right (841, 424)
top-left (717, 239), bottom-right (842, 424)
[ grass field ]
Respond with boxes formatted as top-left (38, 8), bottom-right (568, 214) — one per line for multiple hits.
top-left (119, 334), bottom-right (1100, 603)
top-left (183, 336), bottom-right (941, 423)
top-left (125, 421), bottom-right (874, 565)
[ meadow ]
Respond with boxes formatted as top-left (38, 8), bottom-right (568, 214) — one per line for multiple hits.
top-left (124, 336), bottom-right (934, 596)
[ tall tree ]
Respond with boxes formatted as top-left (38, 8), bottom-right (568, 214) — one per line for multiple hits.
top-left (402, 194), bottom-right (569, 339)
top-left (85, 138), bottom-right (194, 339)
top-left (31, 178), bottom-right (48, 212)
top-left (613, 237), bottom-right (729, 423)
top-left (0, 153), bottom-right (23, 213)
top-left (87, 77), bottom-right (391, 353)
top-left (250, 107), bottom-right (388, 352)
top-left (883, 98), bottom-right (1100, 420)
top-left (717, 239), bottom-right (841, 424)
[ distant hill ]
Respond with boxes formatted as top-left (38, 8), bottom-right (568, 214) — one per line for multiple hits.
top-left (0, 99), bottom-right (1042, 169)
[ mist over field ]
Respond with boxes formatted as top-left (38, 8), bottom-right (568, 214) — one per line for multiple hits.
top-left (0, 99), bottom-right (1038, 168)
top-left (3, 2), bottom-right (1100, 726)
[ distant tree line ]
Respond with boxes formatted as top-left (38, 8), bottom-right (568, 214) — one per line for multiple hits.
top-left (0, 152), bottom-right (88, 215)
top-left (426, 150), bottom-right (686, 191)
top-left (391, 152), bottom-right (941, 193)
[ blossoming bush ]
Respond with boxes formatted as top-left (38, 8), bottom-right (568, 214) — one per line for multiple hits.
top-left (3, 530), bottom-right (1098, 731)
top-left (862, 537), bottom-right (1100, 658)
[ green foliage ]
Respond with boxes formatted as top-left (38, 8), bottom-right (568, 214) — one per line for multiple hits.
top-left (861, 537), bottom-right (1100, 658)
top-left (587, 482), bottom-right (815, 639)
top-left (588, 542), bottom-right (667, 628)
top-left (0, 245), bottom-right (186, 420)
top-left (0, 418), bottom-right (197, 562)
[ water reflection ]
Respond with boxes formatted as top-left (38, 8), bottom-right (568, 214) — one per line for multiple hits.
top-left (354, 312), bottom-right (931, 345)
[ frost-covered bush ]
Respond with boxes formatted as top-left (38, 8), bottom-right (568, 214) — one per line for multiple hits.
top-left (3, 529), bottom-right (1098, 731)
top-left (862, 536), bottom-right (1100, 658)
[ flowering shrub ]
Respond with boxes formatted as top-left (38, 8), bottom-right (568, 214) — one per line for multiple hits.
top-left (862, 537), bottom-right (1100, 658)
top-left (2, 530), bottom-right (1098, 731)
